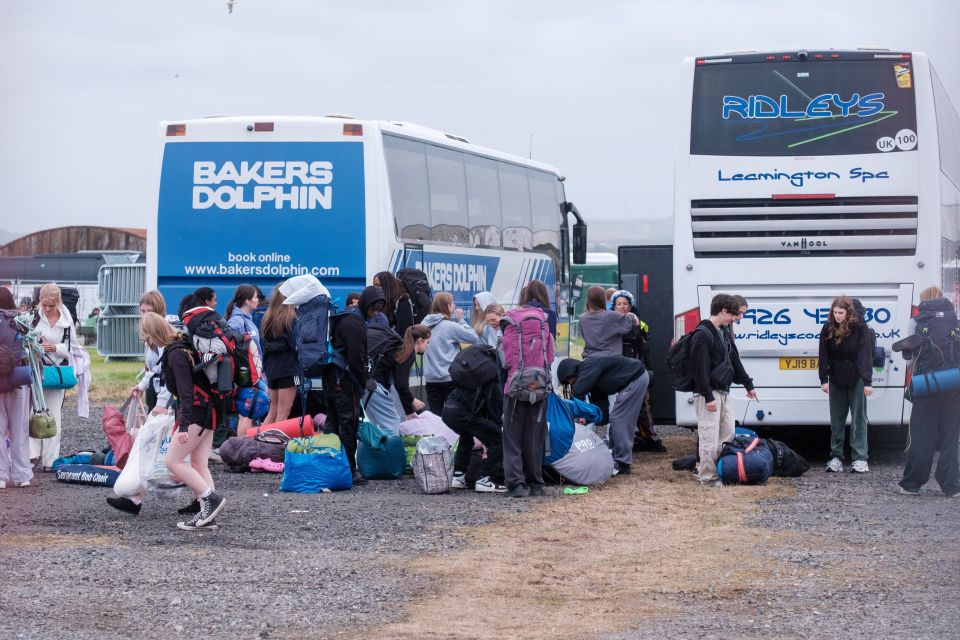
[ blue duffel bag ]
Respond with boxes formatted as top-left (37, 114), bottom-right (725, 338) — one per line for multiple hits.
top-left (280, 434), bottom-right (352, 493)
top-left (717, 434), bottom-right (773, 485)
top-left (55, 464), bottom-right (121, 488)
top-left (357, 435), bottom-right (406, 480)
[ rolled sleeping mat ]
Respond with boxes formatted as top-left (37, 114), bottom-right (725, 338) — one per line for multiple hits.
top-left (247, 414), bottom-right (315, 439)
top-left (0, 365), bottom-right (32, 393)
top-left (911, 367), bottom-right (960, 398)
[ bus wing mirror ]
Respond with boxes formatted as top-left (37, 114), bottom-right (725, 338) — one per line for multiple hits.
top-left (572, 222), bottom-right (587, 264)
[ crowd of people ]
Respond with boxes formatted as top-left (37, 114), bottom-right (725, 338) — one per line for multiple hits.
top-left (2, 277), bottom-right (958, 533)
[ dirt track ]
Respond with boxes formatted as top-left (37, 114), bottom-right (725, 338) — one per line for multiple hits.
top-left (1, 400), bottom-right (957, 640)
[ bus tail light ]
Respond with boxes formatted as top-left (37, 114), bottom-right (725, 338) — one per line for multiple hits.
top-left (674, 307), bottom-right (701, 342)
top-left (343, 124), bottom-right (363, 136)
top-left (911, 305), bottom-right (919, 317)
top-left (166, 124), bottom-right (186, 136)
top-left (253, 122), bottom-right (275, 132)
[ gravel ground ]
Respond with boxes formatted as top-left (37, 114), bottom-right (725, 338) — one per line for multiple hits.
top-left (0, 399), bottom-right (533, 640)
top-left (611, 425), bottom-right (960, 640)
top-left (3, 402), bottom-right (958, 640)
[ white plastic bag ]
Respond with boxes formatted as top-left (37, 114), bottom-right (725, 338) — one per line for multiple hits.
top-left (279, 274), bottom-right (330, 306)
top-left (137, 413), bottom-right (184, 498)
top-left (113, 432), bottom-right (144, 497)
top-left (122, 395), bottom-right (147, 435)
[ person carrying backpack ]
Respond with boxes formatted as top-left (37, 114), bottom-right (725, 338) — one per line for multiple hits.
top-left (324, 291), bottom-right (371, 486)
top-left (374, 271), bottom-right (414, 337)
top-left (260, 288), bottom-right (299, 425)
top-left (361, 286), bottom-right (405, 433)
top-left (557, 355), bottom-right (649, 476)
top-left (899, 286), bottom-right (960, 497)
top-left (500, 283), bottom-right (555, 497)
top-left (226, 284), bottom-right (263, 436)
top-left (0, 287), bottom-right (32, 489)
top-left (689, 293), bottom-right (758, 486)
top-left (421, 292), bottom-right (479, 414)
top-left (818, 295), bottom-right (874, 474)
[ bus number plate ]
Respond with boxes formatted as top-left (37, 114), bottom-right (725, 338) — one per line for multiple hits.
top-left (779, 357), bottom-right (819, 370)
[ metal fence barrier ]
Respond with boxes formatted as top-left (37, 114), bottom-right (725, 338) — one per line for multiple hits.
top-left (96, 314), bottom-right (142, 358)
top-left (98, 264), bottom-right (146, 308)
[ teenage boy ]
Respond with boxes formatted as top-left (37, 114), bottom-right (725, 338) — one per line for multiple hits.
top-left (556, 355), bottom-right (649, 475)
top-left (690, 293), bottom-right (758, 485)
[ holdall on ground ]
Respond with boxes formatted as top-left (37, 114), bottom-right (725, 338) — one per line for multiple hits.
top-left (29, 410), bottom-right (57, 439)
top-left (544, 393), bottom-right (575, 465)
top-left (55, 464), bottom-right (121, 488)
top-left (549, 424), bottom-right (615, 486)
top-left (910, 367), bottom-right (960, 398)
top-left (357, 435), bottom-right (407, 480)
top-left (762, 438), bottom-right (810, 477)
top-left (280, 434), bottom-right (352, 492)
top-left (246, 414), bottom-right (315, 439)
top-left (358, 420), bottom-right (389, 449)
top-left (411, 436), bottom-right (454, 494)
top-left (219, 436), bottom-right (286, 472)
top-left (717, 435), bottom-right (774, 485)
top-left (449, 344), bottom-right (500, 390)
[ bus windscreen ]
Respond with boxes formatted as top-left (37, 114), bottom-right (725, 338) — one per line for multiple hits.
top-left (691, 60), bottom-right (918, 156)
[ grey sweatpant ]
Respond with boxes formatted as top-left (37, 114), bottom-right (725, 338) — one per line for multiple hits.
top-left (0, 386), bottom-right (33, 484)
top-left (502, 396), bottom-right (547, 490)
top-left (608, 371), bottom-right (650, 465)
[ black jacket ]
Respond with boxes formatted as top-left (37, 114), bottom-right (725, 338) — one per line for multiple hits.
top-left (262, 322), bottom-right (299, 381)
top-left (394, 351), bottom-right (418, 415)
top-left (689, 320), bottom-right (754, 403)
top-left (818, 321), bottom-right (872, 387)
top-left (160, 338), bottom-right (215, 432)
top-left (330, 307), bottom-right (368, 386)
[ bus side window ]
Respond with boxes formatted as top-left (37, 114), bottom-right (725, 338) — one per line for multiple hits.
top-left (499, 163), bottom-right (533, 250)
top-left (529, 168), bottom-right (561, 259)
top-left (426, 144), bottom-right (469, 245)
top-left (384, 135), bottom-right (431, 241)
top-left (465, 154), bottom-right (502, 248)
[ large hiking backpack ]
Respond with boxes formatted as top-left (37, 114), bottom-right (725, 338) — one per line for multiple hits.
top-left (158, 337), bottom-right (218, 425)
top-left (666, 325), bottom-right (707, 392)
top-left (367, 323), bottom-right (403, 372)
top-left (717, 435), bottom-right (774, 485)
top-left (293, 293), bottom-right (337, 378)
top-left (180, 306), bottom-right (248, 395)
top-left (914, 299), bottom-right (960, 374)
top-left (396, 268), bottom-right (433, 325)
top-left (762, 438), bottom-right (810, 477)
top-left (60, 287), bottom-right (81, 326)
top-left (449, 344), bottom-right (499, 390)
top-left (501, 307), bottom-right (554, 403)
top-left (0, 309), bottom-right (24, 379)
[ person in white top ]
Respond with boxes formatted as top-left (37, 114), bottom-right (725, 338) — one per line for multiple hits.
top-left (30, 283), bottom-right (75, 470)
top-left (130, 290), bottom-right (173, 414)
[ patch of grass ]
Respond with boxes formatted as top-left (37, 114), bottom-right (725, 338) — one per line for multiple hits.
top-left (86, 347), bottom-right (142, 405)
top-left (353, 435), bottom-right (803, 640)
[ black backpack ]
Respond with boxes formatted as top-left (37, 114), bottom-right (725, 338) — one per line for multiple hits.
top-left (666, 326), bottom-right (705, 392)
top-left (449, 344), bottom-right (500, 390)
top-left (367, 324), bottom-right (403, 371)
top-left (0, 310), bottom-right (24, 378)
top-left (914, 300), bottom-right (960, 373)
top-left (293, 294), bottom-right (337, 378)
top-left (60, 287), bottom-right (81, 327)
top-left (396, 268), bottom-right (433, 324)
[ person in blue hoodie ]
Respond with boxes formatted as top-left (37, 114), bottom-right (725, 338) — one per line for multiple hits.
top-left (421, 291), bottom-right (479, 414)
top-left (225, 284), bottom-right (262, 353)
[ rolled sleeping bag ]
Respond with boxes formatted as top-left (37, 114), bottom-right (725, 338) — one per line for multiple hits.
top-left (247, 414), bottom-right (314, 439)
top-left (55, 464), bottom-right (121, 488)
top-left (0, 365), bottom-right (32, 393)
top-left (911, 367), bottom-right (960, 398)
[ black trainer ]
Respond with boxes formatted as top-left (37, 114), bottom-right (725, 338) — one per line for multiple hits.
top-left (528, 485), bottom-right (546, 497)
top-left (177, 516), bottom-right (218, 531)
top-left (177, 499), bottom-right (201, 515)
top-left (107, 496), bottom-right (142, 516)
top-left (507, 484), bottom-right (526, 498)
top-left (352, 471), bottom-right (368, 486)
top-left (196, 492), bottom-right (225, 526)
top-left (615, 462), bottom-right (632, 475)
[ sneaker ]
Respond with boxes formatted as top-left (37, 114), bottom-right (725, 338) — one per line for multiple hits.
top-left (450, 471), bottom-right (467, 490)
top-left (177, 499), bottom-right (201, 515)
top-left (196, 492), bottom-right (225, 526)
top-left (507, 484), bottom-right (526, 498)
top-left (106, 496), bottom-right (142, 516)
top-left (851, 460), bottom-right (869, 473)
top-left (352, 471), bottom-right (368, 486)
top-left (944, 488), bottom-right (960, 499)
top-left (615, 462), bottom-right (632, 475)
top-left (528, 485), bottom-right (546, 497)
top-left (208, 449), bottom-right (223, 464)
top-left (0, 480), bottom-right (5, 489)
top-left (825, 457), bottom-right (843, 473)
top-left (12, 481), bottom-right (30, 488)
top-left (899, 485), bottom-right (919, 495)
top-left (249, 458), bottom-right (284, 473)
top-left (177, 516), bottom-right (218, 531)
top-left (474, 476), bottom-right (507, 493)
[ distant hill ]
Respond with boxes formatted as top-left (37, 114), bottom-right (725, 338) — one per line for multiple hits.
top-left (586, 216), bottom-right (672, 253)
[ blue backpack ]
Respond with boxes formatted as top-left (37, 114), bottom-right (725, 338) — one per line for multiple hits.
top-left (294, 294), bottom-right (337, 378)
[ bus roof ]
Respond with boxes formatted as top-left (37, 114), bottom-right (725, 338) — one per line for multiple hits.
top-left (158, 114), bottom-right (564, 178)
top-left (687, 49), bottom-right (917, 65)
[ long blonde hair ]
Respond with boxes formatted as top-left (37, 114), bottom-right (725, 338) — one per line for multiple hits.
top-left (474, 303), bottom-right (504, 335)
top-left (430, 292), bottom-right (454, 319)
top-left (139, 311), bottom-right (181, 348)
top-left (261, 289), bottom-right (296, 339)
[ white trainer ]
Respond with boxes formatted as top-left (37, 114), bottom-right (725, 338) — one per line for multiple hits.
top-left (474, 476), bottom-right (507, 493)
top-left (450, 472), bottom-right (467, 490)
top-left (826, 457), bottom-right (844, 473)
top-left (851, 460), bottom-right (869, 473)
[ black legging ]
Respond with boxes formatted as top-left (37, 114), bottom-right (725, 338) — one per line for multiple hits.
top-left (425, 381), bottom-right (455, 416)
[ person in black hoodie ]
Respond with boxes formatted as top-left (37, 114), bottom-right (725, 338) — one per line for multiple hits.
top-left (557, 355), bottom-right (650, 475)
top-left (374, 271), bottom-right (416, 337)
top-left (324, 290), bottom-right (372, 486)
top-left (899, 286), bottom-right (960, 497)
top-left (442, 376), bottom-right (506, 493)
top-left (818, 295), bottom-right (873, 474)
top-left (689, 293), bottom-right (758, 485)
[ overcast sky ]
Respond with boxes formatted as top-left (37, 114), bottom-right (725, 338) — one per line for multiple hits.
top-left (2, 0), bottom-right (957, 240)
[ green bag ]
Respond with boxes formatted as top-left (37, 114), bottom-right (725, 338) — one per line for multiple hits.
top-left (357, 420), bottom-right (388, 450)
top-left (29, 410), bottom-right (58, 439)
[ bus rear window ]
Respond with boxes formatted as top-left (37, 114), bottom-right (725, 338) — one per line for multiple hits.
top-left (691, 60), bottom-right (918, 156)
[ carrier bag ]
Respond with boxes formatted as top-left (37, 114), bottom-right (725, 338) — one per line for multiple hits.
top-left (717, 435), bottom-right (774, 485)
top-left (358, 420), bottom-right (389, 449)
top-left (280, 434), bottom-right (353, 493)
top-left (411, 435), bottom-right (454, 494)
top-left (398, 411), bottom-right (459, 447)
top-left (113, 433), bottom-right (145, 497)
top-left (137, 413), bottom-right (184, 496)
top-left (549, 424), bottom-right (615, 486)
top-left (357, 435), bottom-right (407, 480)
